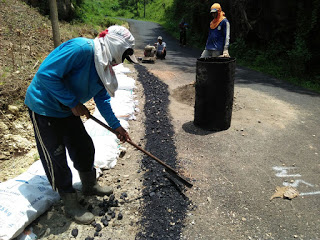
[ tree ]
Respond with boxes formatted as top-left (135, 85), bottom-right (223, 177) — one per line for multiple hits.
top-left (49, 0), bottom-right (61, 48)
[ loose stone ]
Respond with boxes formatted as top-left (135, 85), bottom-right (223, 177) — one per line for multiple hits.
top-left (99, 210), bottom-right (105, 216)
top-left (91, 220), bottom-right (97, 228)
top-left (102, 219), bottom-right (109, 227)
top-left (71, 228), bottom-right (78, 237)
top-left (109, 194), bottom-right (115, 201)
top-left (96, 223), bottom-right (102, 232)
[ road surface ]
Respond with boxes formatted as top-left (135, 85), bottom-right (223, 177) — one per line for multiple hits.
top-left (126, 19), bottom-right (320, 239)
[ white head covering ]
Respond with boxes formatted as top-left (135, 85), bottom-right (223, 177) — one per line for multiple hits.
top-left (93, 25), bottom-right (136, 97)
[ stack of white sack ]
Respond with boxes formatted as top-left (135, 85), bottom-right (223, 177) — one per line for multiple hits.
top-left (84, 109), bottom-right (126, 170)
top-left (85, 63), bottom-right (138, 169)
top-left (0, 64), bottom-right (137, 240)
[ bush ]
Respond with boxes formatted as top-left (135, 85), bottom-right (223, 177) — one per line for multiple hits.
top-left (287, 36), bottom-right (312, 78)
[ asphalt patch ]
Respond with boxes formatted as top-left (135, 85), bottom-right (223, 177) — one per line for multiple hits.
top-left (134, 64), bottom-right (192, 239)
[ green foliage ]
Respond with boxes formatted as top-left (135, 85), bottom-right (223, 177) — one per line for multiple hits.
top-left (117, 0), bottom-right (175, 22)
top-left (163, 0), bottom-right (209, 47)
top-left (70, 0), bottom-right (320, 93)
top-left (229, 38), bottom-right (246, 57)
top-left (287, 36), bottom-right (311, 77)
top-left (229, 1), bottom-right (320, 92)
top-left (285, 2), bottom-right (312, 77)
top-left (72, 0), bottom-right (84, 6)
top-left (230, 39), bottom-right (320, 92)
top-left (72, 0), bottom-right (126, 26)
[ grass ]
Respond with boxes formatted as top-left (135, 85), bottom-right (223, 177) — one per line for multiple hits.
top-left (72, 0), bottom-right (127, 28)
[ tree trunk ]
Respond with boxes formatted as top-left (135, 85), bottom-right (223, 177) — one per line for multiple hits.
top-left (49, 0), bottom-right (61, 48)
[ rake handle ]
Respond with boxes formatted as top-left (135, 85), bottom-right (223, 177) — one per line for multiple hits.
top-left (89, 115), bottom-right (193, 188)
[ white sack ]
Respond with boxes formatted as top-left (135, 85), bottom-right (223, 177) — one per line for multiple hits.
top-left (111, 90), bottom-right (137, 120)
top-left (0, 161), bottom-right (59, 240)
top-left (117, 74), bottom-right (136, 90)
top-left (113, 63), bottom-right (131, 74)
top-left (84, 110), bottom-right (121, 169)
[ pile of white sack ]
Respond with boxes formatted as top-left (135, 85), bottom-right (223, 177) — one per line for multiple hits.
top-left (0, 64), bottom-right (138, 240)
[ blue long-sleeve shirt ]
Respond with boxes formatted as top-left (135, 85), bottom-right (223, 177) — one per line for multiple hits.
top-left (25, 37), bottom-right (120, 129)
top-left (205, 18), bottom-right (230, 52)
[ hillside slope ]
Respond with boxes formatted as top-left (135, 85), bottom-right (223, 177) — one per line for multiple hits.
top-left (0, 0), bottom-right (98, 179)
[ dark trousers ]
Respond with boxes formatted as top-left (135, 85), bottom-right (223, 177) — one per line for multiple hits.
top-left (29, 109), bottom-right (95, 193)
top-left (156, 49), bottom-right (166, 59)
top-left (180, 30), bottom-right (186, 45)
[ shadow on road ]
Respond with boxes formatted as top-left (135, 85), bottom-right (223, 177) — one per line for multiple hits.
top-left (134, 64), bottom-right (192, 239)
top-left (182, 121), bottom-right (220, 136)
top-left (235, 66), bottom-right (320, 97)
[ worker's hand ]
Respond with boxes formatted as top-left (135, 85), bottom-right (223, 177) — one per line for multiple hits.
top-left (71, 103), bottom-right (90, 119)
top-left (114, 126), bottom-right (131, 142)
top-left (219, 50), bottom-right (230, 58)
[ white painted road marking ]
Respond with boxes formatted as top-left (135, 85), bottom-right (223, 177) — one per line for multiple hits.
top-left (273, 166), bottom-right (320, 196)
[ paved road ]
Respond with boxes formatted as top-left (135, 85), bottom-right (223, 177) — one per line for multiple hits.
top-left (127, 19), bottom-right (320, 239)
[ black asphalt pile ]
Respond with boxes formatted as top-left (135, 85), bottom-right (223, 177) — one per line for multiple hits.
top-left (134, 64), bottom-right (193, 240)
